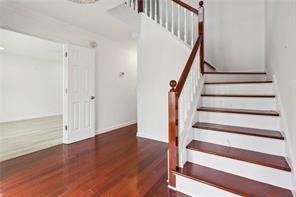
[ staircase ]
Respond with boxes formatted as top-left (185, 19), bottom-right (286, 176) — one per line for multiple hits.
top-left (126, 0), bottom-right (294, 196)
top-left (174, 72), bottom-right (293, 196)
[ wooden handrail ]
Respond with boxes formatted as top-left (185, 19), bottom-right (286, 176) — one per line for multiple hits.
top-left (175, 35), bottom-right (203, 96)
top-left (172, 0), bottom-right (199, 15)
top-left (168, 1), bottom-right (204, 187)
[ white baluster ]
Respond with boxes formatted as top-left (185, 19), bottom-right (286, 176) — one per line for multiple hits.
top-left (197, 49), bottom-right (201, 80)
top-left (145, 0), bottom-right (148, 14)
top-left (188, 68), bottom-right (192, 105)
top-left (154, 0), bottom-right (157, 21)
top-left (131, 0), bottom-right (134, 10)
top-left (191, 12), bottom-right (194, 47)
top-left (184, 9), bottom-right (187, 44)
top-left (179, 94), bottom-right (184, 132)
top-left (195, 57), bottom-right (198, 87)
top-left (160, 0), bottom-right (163, 26)
top-left (193, 58), bottom-right (197, 92)
top-left (188, 78), bottom-right (191, 111)
top-left (127, 0), bottom-right (130, 7)
top-left (150, 0), bottom-right (153, 18)
top-left (171, 1), bottom-right (174, 33)
top-left (178, 5), bottom-right (180, 38)
top-left (186, 76), bottom-right (191, 111)
top-left (183, 86), bottom-right (187, 121)
top-left (187, 74), bottom-right (191, 110)
top-left (166, 0), bottom-right (168, 30)
top-left (190, 66), bottom-right (194, 101)
top-left (135, 0), bottom-right (138, 12)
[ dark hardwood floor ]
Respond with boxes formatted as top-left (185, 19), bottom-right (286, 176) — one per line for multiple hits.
top-left (0, 124), bottom-right (187, 197)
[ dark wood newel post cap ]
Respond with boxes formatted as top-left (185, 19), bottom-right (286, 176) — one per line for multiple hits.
top-left (170, 80), bottom-right (177, 91)
top-left (199, 1), bottom-right (204, 7)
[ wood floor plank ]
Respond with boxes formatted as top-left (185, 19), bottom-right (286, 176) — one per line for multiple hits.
top-left (193, 122), bottom-right (284, 139)
top-left (175, 162), bottom-right (293, 197)
top-left (0, 124), bottom-right (188, 197)
top-left (187, 140), bottom-right (291, 171)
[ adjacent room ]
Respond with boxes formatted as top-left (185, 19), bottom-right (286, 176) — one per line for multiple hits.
top-left (0, 29), bottom-right (63, 161)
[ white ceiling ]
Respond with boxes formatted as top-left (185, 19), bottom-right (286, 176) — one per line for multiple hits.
top-left (0, 28), bottom-right (62, 61)
top-left (9, 0), bottom-right (135, 44)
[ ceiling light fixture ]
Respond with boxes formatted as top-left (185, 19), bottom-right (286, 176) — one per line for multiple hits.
top-left (68, 0), bottom-right (98, 4)
top-left (0, 47), bottom-right (5, 51)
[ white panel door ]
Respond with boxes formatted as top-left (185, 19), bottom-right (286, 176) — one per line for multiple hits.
top-left (63, 44), bottom-right (95, 144)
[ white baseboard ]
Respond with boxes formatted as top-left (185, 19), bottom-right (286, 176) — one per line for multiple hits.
top-left (136, 132), bottom-right (168, 143)
top-left (96, 120), bottom-right (137, 135)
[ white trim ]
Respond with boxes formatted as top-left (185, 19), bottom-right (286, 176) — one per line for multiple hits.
top-left (137, 131), bottom-right (167, 143)
top-left (272, 75), bottom-right (296, 191)
top-left (96, 120), bottom-right (137, 135)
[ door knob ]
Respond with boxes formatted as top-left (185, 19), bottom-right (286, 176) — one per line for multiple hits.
top-left (91, 96), bottom-right (95, 100)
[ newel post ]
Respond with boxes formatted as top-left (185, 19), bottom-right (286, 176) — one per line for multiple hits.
top-left (168, 80), bottom-right (178, 187)
top-left (198, 1), bottom-right (205, 74)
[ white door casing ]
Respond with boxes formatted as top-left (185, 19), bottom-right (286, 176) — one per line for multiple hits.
top-left (63, 44), bottom-right (95, 144)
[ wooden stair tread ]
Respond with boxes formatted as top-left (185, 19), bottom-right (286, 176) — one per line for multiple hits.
top-left (175, 162), bottom-right (293, 197)
top-left (201, 94), bottom-right (276, 98)
top-left (187, 140), bottom-right (291, 171)
top-left (193, 122), bottom-right (284, 139)
top-left (205, 81), bottom-right (273, 85)
top-left (204, 72), bottom-right (266, 75)
top-left (197, 107), bottom-right (279, 116)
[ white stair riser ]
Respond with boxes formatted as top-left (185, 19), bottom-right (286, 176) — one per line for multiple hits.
top-left (187, 150), bottom-right (292, 189)
top-left (201, 97), bottom-right (277, 111)
top-left (175, 175), bottom-right (239, 197)
top-left (204, 84), bottom-right (274, 95)
top-left (198, 111), bottom-right (280, 131)
top-left (193, 128), bottom-right (285, 156)
top-left (205, 74), bottom-right (267, 82)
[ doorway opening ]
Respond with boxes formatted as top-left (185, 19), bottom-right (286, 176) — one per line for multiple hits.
top-left (0, 28), bottom-right (96, 162)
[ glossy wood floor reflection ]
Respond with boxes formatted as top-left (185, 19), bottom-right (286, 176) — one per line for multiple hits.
top-left (0, 124), bottom-right (187, 197)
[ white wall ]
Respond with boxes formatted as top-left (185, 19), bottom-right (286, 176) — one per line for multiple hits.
top-left (184, 0), bottom-right (266, 71)
top-left (137, 15), bottom-right (191, 142)
top-left (0, 52), bottom-right (62, 122)
top-left (265, 0), bottom-right (296, 191)
top-left (97, 42), bottom-right (137, 133)
top-left (0, 1), bottom-right (137, 133)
